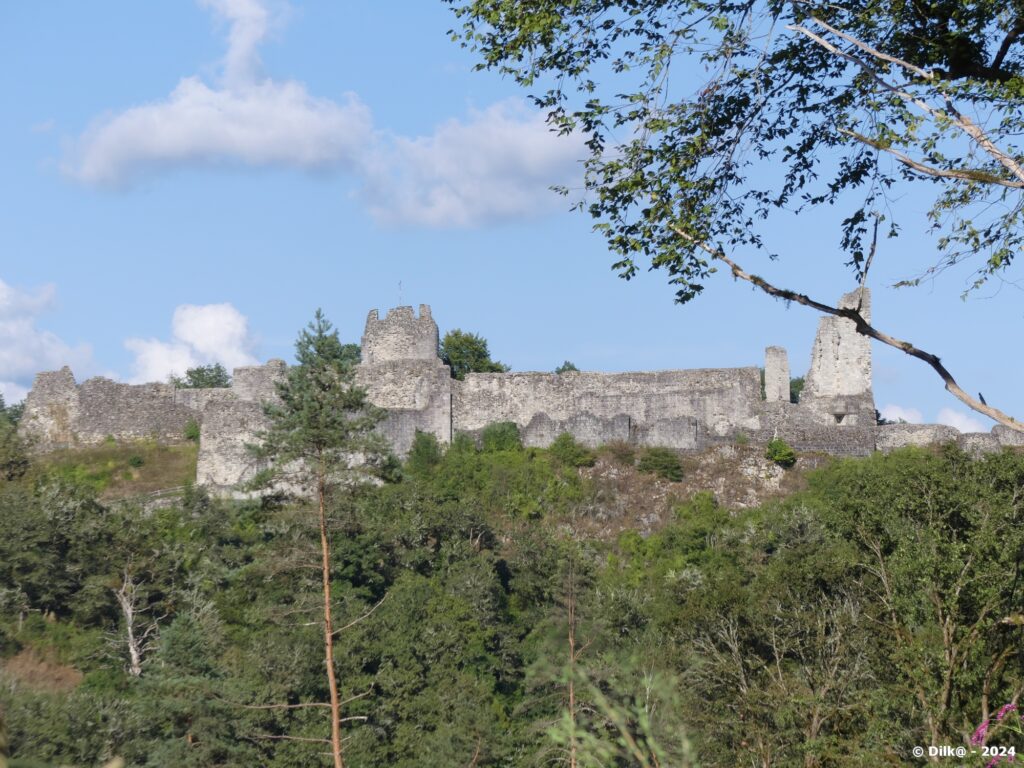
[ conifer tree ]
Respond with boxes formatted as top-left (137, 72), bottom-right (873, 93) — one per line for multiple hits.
top-left (253, 309), bottom-right (389, 768)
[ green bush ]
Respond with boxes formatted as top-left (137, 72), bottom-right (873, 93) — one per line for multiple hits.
top-left (127, 455), bottom-right (145, 468)
top-left (765, 438), bottom-right (797, 468)
top-left (480, 422), bottom-right (522, 453)
top-left (183, 420), bottom-right (201, 442)
top-left (637, 447), bottom-right (684, 481)
top-left (548, 433), bottom-right (596, 467)
top-left (406, 430), bottom-right (443, 475)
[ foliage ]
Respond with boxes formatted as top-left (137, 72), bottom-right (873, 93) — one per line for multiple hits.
top-left (251, 309), bottom-right (392, 766)
top-left (439, 330), bottom-right (509, 381)
top-left (554, 361), bottom-right (578, 374)
top-left (183, 419), bottom-right (200, 442)
top-left (35, 443), bottom-right (197, 499)
top-left (0, 395), bottom-right (23, 428)
top-left (765, 437), bottom-right (798, 467)
top-left (405, 430), bottom-right (443, 476)
top-left (637, 446), bottom-right (684, 481)
top-left (5, 434), bottom-right (1024, 766)
top-left (547, 432), bottom-right (596, 468)
top-left (446, 1), bottom-right (1024, 299)
top-left (338, 343), bottom-right (361, 371)
top-left (0, 419), bottom-right (29, 482)
top-left (169, 364), bottom-right (230, 389)
top-left (479, 421), bottom-right (522, 453)
top-left (789, 376), bottom-right (805, 404)
top-left (254, 310), bottom-right (389, 487)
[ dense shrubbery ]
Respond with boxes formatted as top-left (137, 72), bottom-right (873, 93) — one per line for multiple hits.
top-left (3, 440), bottom-right (1023, 766)
top-left (765, 437), bottom-right (798, 467)
top-left (637, 446), bottom-right (684, 481)
top-left (547, 432), bottom-right (595, 467)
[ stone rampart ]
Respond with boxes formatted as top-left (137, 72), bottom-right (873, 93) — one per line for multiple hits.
top-left (453, 368), bottom-right (762, 449)
top-left (22, 292), bottom-right (1024, 494)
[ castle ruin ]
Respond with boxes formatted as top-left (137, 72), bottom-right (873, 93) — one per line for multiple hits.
top-left (19, 290), bottom-right (1024, 492)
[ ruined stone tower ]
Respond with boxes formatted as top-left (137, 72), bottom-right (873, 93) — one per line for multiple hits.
top-left (801, 288), bottom-right (874, 426)
top-left (355, 305), bottom-right (453, 454)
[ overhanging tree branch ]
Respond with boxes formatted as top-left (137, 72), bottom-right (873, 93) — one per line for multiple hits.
top-left (673, 227), bottom-right (1022, 431)
top-left (789, 18), bottom-right (1024, 187)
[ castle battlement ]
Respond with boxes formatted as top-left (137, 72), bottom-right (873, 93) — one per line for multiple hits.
top-left (19, 291), bottom-right (1019, 493)
top-left (361, 304), bottom-right (438, 365)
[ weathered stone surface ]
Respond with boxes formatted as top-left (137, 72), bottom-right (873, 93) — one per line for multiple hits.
top-left (20, 367), bottom-right (80, 450)
top-left (957, 432), bottom-right (1002, 455)
top-left (361, 305), bottom-right (439, 365)
top-left (802, 288), bottom-right (874, 426)
top-left (764, 346), bottom-right (790, 403)
top-left (994, 425), bottom-right (1024, 447)
top-left (195, 399), bottom-right (270, 491)
top-left (28, 292), bottom-right (1019, 495)
top-left (875, 423), bottom-right (960, 451)
top-left (453, 368), bottom-right (762, 442)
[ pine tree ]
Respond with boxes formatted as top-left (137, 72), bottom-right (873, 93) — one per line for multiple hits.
top-left (253, 309), bottom-right (389, 768)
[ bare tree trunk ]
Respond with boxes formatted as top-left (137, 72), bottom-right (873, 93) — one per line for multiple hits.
top-left (567, 556), bottom-right (578, 768)
top-left (113, 569), bottom-right (158, 677)
top-left (319, 473), bottom-right (345, 768)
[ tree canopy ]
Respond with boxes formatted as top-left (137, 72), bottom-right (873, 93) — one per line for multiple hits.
top-left (444, 0), bottom-right (1024, 428)
top-left (440, 329), bottom-right (510, 380)
top-left (169, 363), bottom-right (231, 389)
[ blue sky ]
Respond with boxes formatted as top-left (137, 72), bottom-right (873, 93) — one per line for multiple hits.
top-left (0, 0), bottom-right (1019, 433)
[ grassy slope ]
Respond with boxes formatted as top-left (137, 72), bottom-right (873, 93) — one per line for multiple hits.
top-left (34, 441), bottom-right (198, 501)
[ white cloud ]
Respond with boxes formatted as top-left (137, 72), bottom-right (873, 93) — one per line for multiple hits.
top-left (936, 407), bottom-right (987, 434)
top-left (879, 404), bottom-right (923, 424)
top-left (65, 0), bottom-right (372, 187)
top-left (0, 382), bottom-right (29, 405)
top-left (125, 303), bottom-right (258, 384)
top-left (198, 0), bottom-right (270, 88)
top-left (0, 279), bottom-right (93, 399)
top-left (67, 79), bottom-right (373, 186)
top-left (65, 1), bottom-right (583, 227)
top-left (362, 100), bottom-right (583, 227)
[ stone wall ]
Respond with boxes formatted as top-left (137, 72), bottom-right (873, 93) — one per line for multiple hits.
top-left (452, 368), bottom-right (762, 449)
top-left (22, 294), bottom-right (1024, 495)
top-left (21, 367), bottom-right (199, 450)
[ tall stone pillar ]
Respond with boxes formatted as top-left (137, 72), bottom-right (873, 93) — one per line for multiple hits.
top-left (764, 346), bottom-right (790, 402)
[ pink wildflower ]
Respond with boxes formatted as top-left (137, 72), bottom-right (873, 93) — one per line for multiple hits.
top-left (972, 719), bottom-right (991, 746)
top-left (996, 703), bottom-right (1018, 722)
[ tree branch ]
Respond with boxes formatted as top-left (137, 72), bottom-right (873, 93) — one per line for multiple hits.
top-left (790, 19), bottom-right (1024, 186)
top-left (332, 594), bottom-right (388, 637)
top-left (991, 20), bottom-right (1024, 72)
top-left (672, 227), bottom-right (1023, 431)
top-left (840, 129), bottom-right (1024, 188)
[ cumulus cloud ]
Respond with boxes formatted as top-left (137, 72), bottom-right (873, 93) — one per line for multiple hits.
top-left (936, 407), bottom-right (987, 434)
top-left (363, 100), bottom-right (583, 227)
top-left (68, 80), bottom-right (373, 186)
top-left (879, 404), bottom-right (923, 424)
top-left (0, 279), bottom-right (93, 400)
top-left (198, 0), bottom-right (269, 88)
top-left (65, 0), bottom-right (582, 227)
top-left (125, 303), bottom-right (257, 383)
top-left (65, 0), bottom-right (372, 186)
